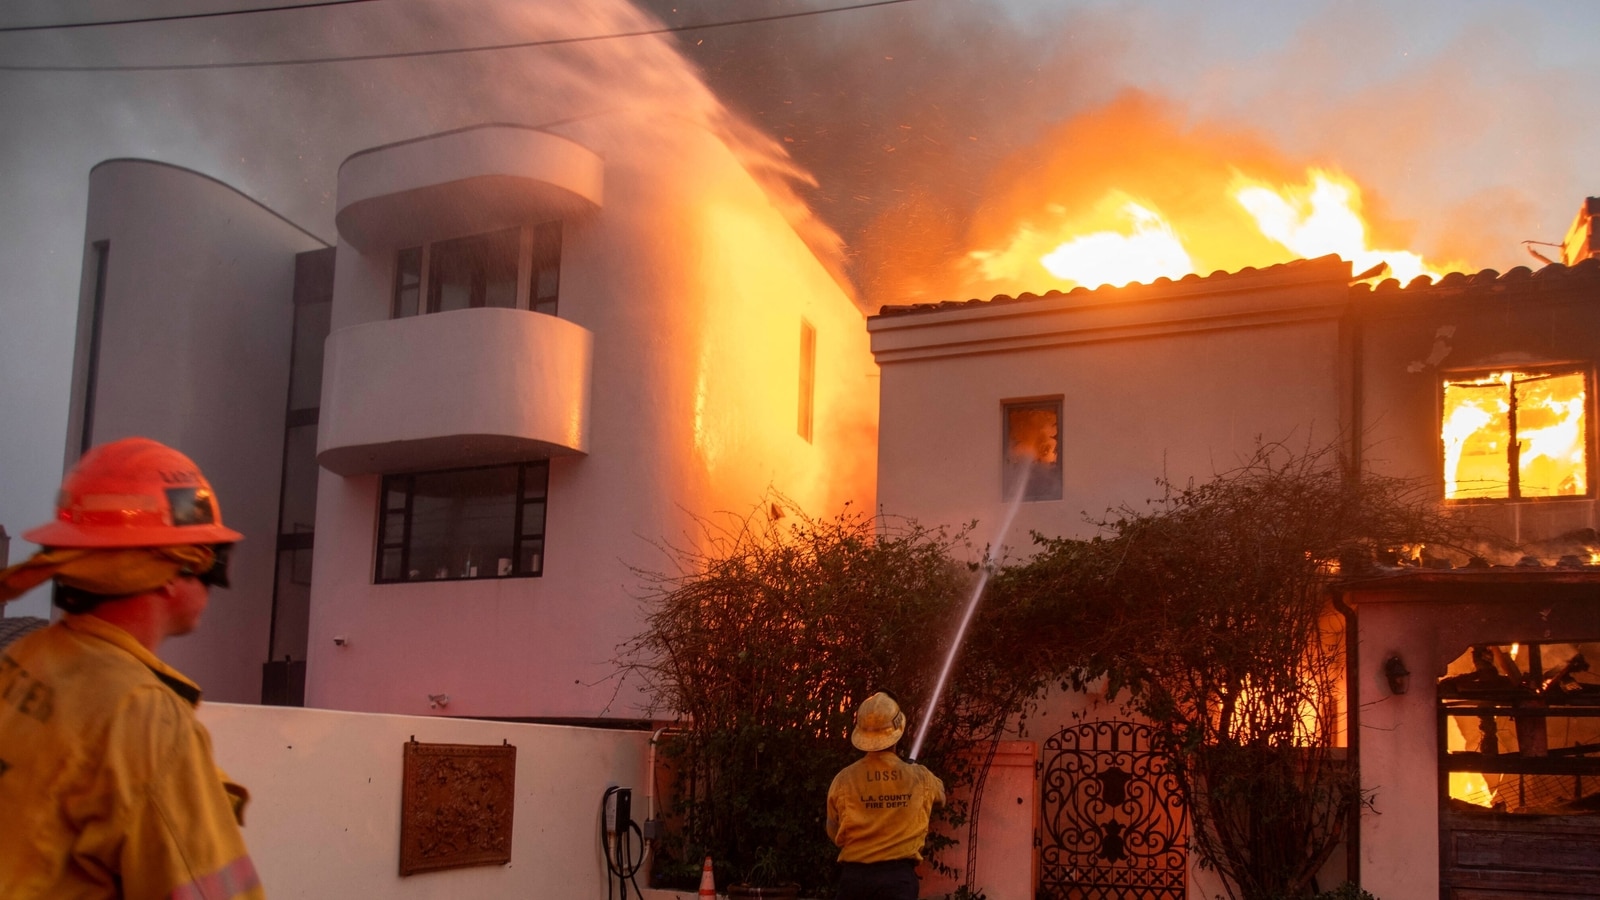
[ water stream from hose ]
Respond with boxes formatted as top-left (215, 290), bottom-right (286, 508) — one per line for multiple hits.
top-left (907, 464), bottom-right (1033, 761)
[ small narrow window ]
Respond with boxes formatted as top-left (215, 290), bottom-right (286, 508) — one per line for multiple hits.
top-left (529, 222), bottom-right (562, 317)
top-left (1442, 369), bottom-right (1590, 500)
top-left (80, 240), bottom-right (110, 455)
top-left (393, 247), bottom-right (422, 318)
top-left (427, 229), bottom-right (519, 313)
top-left (798, 320), bottom-right (816, 442)
top-left (1003, 399), bottom-right (1063, 501)
top-left (375, 461), bottom-right (550, 583)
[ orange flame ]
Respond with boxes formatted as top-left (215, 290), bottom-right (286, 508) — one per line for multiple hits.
top-left (1233, 170), bottom-right (1450, 285)
top-left (1442, 371), bottom-right (1588, 500)
top-left (951, 94), bottom-right (1472, 300)
top-left (974, 166), bottom-right (1460, 292)
top-left (972, 194), bottom-right (1192, 290)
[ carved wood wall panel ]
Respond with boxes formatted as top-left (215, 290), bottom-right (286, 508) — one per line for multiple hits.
top-left (399, 740), bottom-right (517, 876)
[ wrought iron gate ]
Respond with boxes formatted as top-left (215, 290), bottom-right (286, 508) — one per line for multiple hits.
top-left (1038, 720), bottom-right (1187, 900)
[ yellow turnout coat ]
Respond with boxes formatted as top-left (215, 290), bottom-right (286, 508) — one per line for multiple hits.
top-left (0, 615), bottom-right (263, 899)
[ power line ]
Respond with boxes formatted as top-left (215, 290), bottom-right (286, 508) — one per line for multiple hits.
top-left (0, 0), bottom-right (385, 34)
top-left (0, 0), bottom-right (926, 73)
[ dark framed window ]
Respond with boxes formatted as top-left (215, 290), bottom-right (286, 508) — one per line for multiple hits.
top-left (375, 461), bottom-right (549, 583)
top-left (1442, 368), bottom-right (1590, 500)
top-left (1003, 399), bottom-right (1063, 502)
top-left (428, 228), bottom-right (519, 313)
top-left (391, 222), bottom-right (562, 320)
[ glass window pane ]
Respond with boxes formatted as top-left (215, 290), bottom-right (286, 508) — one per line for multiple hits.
top-left (409, 466), bottom-right (517, 579)
top-left (427, 229), bottom-right (519, 313)
top-left (393, 247), bottom-right (422, 318)
top-left (1443, 376), bottom-right (1512, 499)
top-left (280, 425), bottom-right (321, 534)
top-left (520, 538), bottom-right (544, 576)
top-left (520, 501), bottom-right (546, 538)
top-left (379, 548), bottom-right (404, 583)
top-left (1515, 372), bottom-right (1588, 497)
top-left (385, 481), bottom-right (408, 513)
top-left (529, 222), bottom-right (561, 315)
top-left (288, 300), bottom-right (332, 410)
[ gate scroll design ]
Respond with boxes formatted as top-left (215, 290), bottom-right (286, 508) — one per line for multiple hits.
top-left (1037, 720), bottom-right (1187, 900)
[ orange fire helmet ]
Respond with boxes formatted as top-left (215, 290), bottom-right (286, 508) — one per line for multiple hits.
top-left (24, 437), bottom-right (244, 549)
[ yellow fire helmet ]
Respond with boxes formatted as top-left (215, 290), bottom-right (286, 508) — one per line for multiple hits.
top-left (851, 692), bottom-right (906, 752)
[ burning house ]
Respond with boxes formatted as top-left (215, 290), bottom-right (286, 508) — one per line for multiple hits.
top-left (54, 117), bottom-right (878, 719)
top-left (869, 198), bottom-right (1600, 898)
top-left (29, 17), bottom-right (1600, 885)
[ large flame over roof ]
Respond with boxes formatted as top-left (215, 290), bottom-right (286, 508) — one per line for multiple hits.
top-left (905, 93), bottom-right (1473, 301)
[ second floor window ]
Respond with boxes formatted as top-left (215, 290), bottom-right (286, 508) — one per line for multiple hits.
top-left (393, 222), bottom-right (562, 319)
top-left (1442, 368), bottom-right (1590, 500)
top-left (1003, 398), bottom-right (1064, 502)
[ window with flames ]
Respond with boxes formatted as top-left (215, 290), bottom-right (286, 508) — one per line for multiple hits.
top-left (1441, 641), bottom-right (1600, 814)
top-left (1003, 399), bottom-right (1063, 502)
top-left (1441, 369), bottom-right (1590, 500)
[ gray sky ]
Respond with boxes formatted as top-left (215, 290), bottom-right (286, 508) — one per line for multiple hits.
top-left (2, 0), bottom-right (1596, 597)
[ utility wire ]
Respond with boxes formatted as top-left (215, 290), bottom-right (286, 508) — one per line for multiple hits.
top-left (0, 0), bottom-right (925, 73)
top-left (0, 0), bottom-right (384, 34)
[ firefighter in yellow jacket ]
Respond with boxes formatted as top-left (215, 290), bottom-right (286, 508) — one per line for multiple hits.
top-left (826, 692), bottom-right (945, 900)
top-left (0, 437), bottom-right (264, 899)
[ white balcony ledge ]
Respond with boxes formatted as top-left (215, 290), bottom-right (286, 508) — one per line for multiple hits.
top-left (317, 307), bottom-right (592, 476)
top-left (335, 125), bottom-right (603, 251)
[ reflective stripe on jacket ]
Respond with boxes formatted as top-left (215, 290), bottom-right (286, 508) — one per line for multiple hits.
top-left (826, 750), bottom-right (946, 863)
top-left (0, 615), bottom-right (263, 899)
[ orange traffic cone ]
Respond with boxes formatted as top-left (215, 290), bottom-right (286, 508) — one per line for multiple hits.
top-left (698, 856), bottom-right (716, 898)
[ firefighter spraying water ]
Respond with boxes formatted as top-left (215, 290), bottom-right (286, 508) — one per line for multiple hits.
top-left (826, 692), bottom-right (946, 900)
top-left (823, 413), bottom-right (1042, 900)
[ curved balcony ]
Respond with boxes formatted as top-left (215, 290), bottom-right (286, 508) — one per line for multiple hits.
top-left (317, 308), bottom-right (592, 476)
top-left (335, 125), bottom-right (603, 251)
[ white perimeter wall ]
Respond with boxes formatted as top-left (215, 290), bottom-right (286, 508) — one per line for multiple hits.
top-left (199, 703), bottom-right (653, 898)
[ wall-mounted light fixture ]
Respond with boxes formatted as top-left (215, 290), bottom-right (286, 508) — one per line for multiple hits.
top-left (1384, 654), bottom-right (1411, 695)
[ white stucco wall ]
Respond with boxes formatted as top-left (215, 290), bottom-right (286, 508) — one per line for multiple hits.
top-left (38, 160), bottom-right (325, 702)
top-left (305, 121), bottom-right (876, 720)
top-left (871, 261), bottom-right (1349, 551)
top-left (198, 702), bottom-right (652, 898)
top-left (1351, 597), bottom-right (1439, 899)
